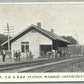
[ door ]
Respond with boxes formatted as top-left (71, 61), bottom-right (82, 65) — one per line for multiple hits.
top-left (40, 45), bottom-right (51, 57)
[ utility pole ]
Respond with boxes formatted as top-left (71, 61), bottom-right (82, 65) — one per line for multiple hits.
top-left (7, 23), bottom-right (10, 54)
top-left (82, 44), bottom-right (84, 56)
top-left (3, 23), bottom-right (14, 59)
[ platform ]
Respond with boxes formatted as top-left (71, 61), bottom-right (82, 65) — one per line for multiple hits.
top-left (0, 55), bottom-right (48, 66)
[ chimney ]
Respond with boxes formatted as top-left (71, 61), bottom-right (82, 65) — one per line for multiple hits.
top-left (37, 22), bottom-right (41, 28)
top-left (51, 29), bottom-right (54, 33)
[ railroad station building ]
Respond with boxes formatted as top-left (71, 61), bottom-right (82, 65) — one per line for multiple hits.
top-left (1, 23), bottom-right (70, 58)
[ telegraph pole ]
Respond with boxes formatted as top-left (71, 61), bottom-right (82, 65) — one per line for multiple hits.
top-left (82, 44), bottom-right (84, 56)
top-left (3, 23), bottom-right (14, 59)
top-left (7, 23), bottom-right (10, 53)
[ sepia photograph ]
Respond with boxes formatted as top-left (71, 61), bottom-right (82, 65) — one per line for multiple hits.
top-left (0, 2), bottom-right (84, 82)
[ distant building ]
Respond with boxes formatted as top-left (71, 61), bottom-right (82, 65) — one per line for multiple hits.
top-left (67, 44), bottom-right (83, 56)
top-left (1, 23), bottom-right (70, 58)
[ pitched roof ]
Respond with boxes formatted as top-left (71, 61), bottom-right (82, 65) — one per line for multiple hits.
top-left (40, 28), bottom-right (70, 43)
top-left (1, 24), bottom-right (70, 46)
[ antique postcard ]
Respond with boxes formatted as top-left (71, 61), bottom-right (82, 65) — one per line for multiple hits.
top-left (0, 2), bottom-right (84, 82)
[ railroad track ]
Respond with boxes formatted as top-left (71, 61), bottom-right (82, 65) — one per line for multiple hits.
top-left (0, 56), bottom-right (84, 72)
top-left (21, 56), bottom-right (84, 72)
top-left (0, 58), bottom-right (67, 72)
top-left (0, 59), bottom-right (54, 72)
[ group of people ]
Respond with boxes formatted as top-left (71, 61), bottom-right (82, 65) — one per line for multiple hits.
top-left (26, 50), bottom-right (33, 59)
top-left (13, 50), bottom-right (33, 61)
top-left (1, 48), bottom-right (70, 62)
top-left (14, 50), bottom-right (21, 61)
top-left (47, 50), bottom-right (59, 59)
top-left (1, 49), bottom-right (33, 62)
top-left (47, 49), bottom-right (70, 60)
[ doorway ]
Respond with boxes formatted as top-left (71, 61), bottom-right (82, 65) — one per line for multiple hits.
top-left (40, 45), bottom-right (51, 57)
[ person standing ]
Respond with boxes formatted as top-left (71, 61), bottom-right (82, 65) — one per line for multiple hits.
top-left (55, 50), bottom-right (58, 59)
top-left (26, 50), bottom-right (29, 59)
top-left (2, 49), bottom-right (6, 62)
top-left (48, 51), bottom-right (51, 60)
top-left (29, 50), bottom-right (32, 60)
top-left (18, 50), bottom-right (21, 61)
top-left (14, 50), bottom-right (16, 61)
top-left (15, 51), bottom-right (18, 61)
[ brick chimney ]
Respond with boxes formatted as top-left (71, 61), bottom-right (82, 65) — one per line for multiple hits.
top-left (37, 22), bottom-right (41, 28)
top-left (51, 29), bottom-right (54, 33)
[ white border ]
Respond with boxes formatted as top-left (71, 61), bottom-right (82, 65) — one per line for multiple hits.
top-left (0, 2), bottom-right (84, 4)
top-left (0, 2), bottom-right (84, 82)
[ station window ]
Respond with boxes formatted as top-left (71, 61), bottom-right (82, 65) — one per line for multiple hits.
top-left (21, 42), bottom-right (29, 53)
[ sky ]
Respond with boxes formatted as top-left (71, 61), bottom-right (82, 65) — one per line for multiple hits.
top-left (0, 3), bottom-right (84, 44)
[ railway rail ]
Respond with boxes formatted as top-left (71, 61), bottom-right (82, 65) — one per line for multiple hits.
top-left (0, 59), bottom-right (57, 72)
top-left (0, 56), bottom-right (84, 72)
top-left (21, 56), bottom-right (84, 72)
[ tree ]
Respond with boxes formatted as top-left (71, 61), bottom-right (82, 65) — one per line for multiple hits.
top-left (62, 36), bottom-right (78, 45)
top-left (0, 34), bottom-right (8, 49)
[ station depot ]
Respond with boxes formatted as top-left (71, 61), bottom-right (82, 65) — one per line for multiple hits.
top-left (1, 23), bottom-right (70, 59)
